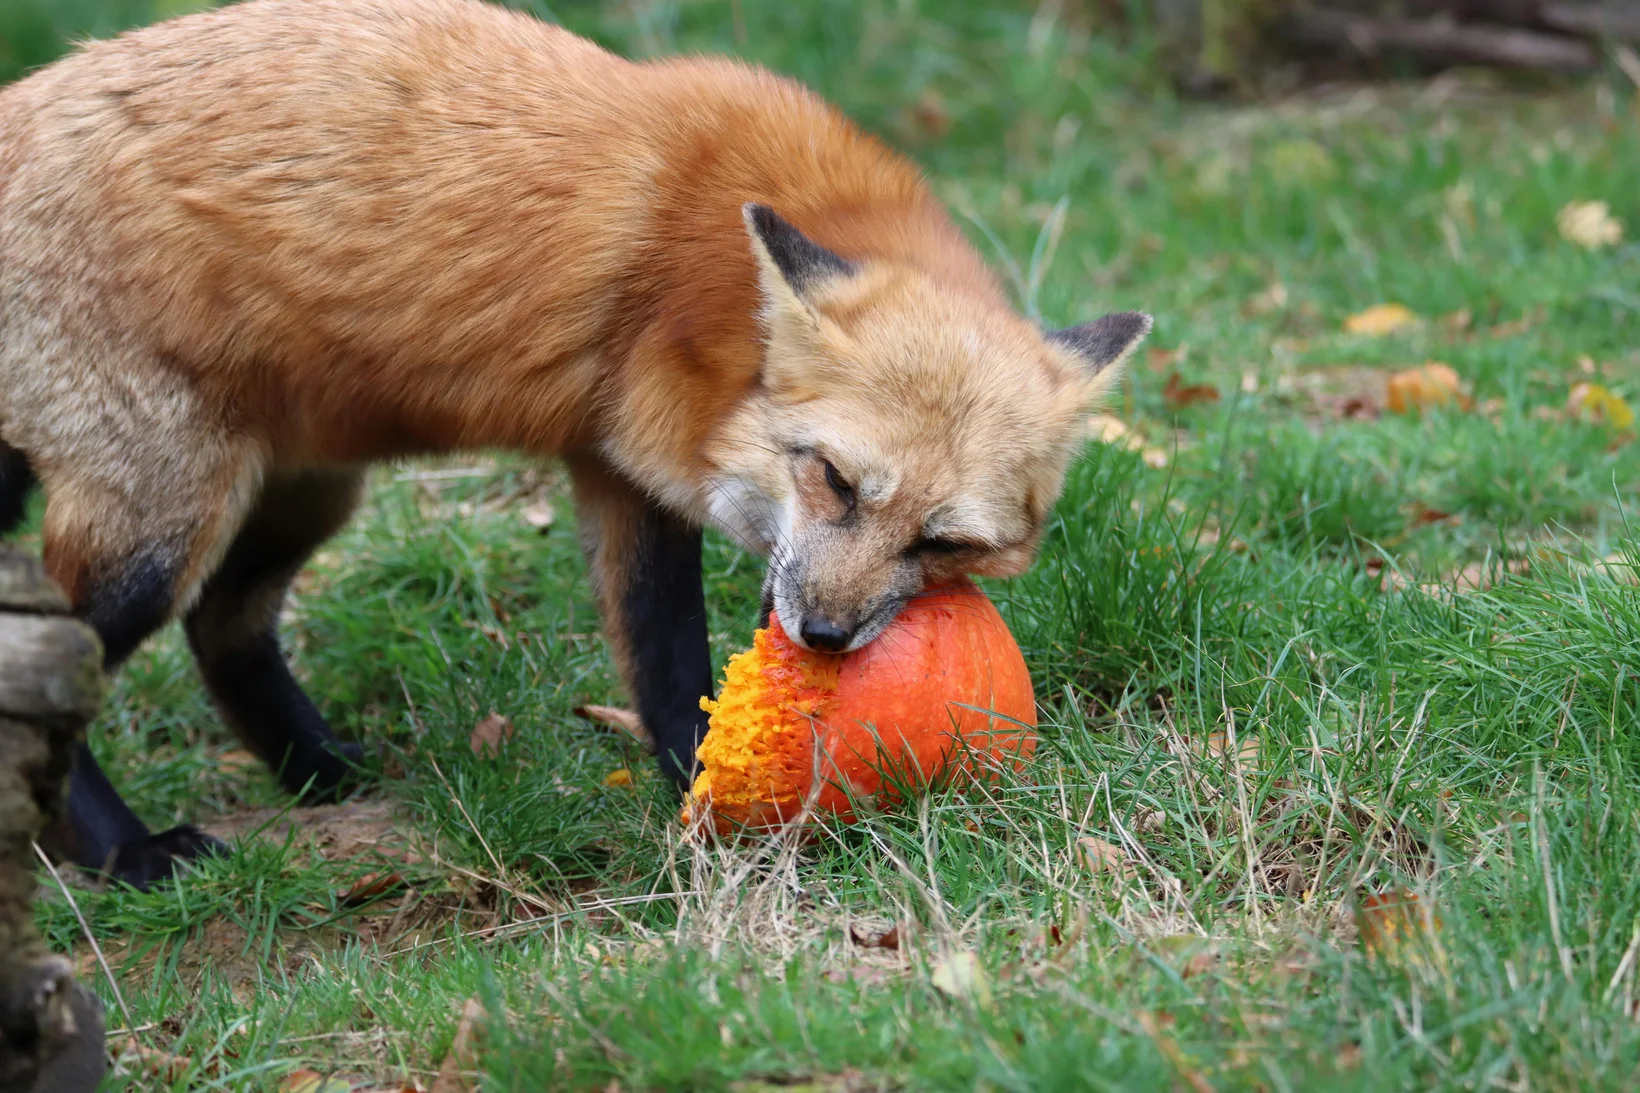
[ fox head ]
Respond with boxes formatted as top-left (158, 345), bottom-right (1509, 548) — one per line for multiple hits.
top-left (705, 203), bottom-right (1150, 653)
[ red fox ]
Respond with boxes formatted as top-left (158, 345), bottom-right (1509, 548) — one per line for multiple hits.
top-left (0, 0), bottom-right (1150, 888)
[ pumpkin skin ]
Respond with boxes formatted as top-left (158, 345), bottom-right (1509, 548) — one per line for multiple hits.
top-left (682, 580), bottom-right (1037, 834)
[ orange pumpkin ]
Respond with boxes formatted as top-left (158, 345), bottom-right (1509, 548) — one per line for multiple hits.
top-left (681, 579), bottom-right (1037, 834)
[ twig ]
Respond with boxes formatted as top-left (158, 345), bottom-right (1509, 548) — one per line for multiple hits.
top-left (32, 841), bottom-right (136, 1037)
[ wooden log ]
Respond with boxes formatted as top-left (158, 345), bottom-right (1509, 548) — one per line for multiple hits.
top-left (1279, 10), bottom-right (1599, 73)
top-left (1538, 2), bottom-right (1640, 42)
top-left (0, 549), bottom-right (106, 1093)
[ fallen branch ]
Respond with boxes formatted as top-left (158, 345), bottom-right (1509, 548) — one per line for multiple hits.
top-left (1282, 11), bottom-right (1599, 71)
top-left (1280, 11), bottom-right (1598, 72)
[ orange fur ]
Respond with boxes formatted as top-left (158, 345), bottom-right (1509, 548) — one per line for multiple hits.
top-left (0, 0), bottom-right (1149, 672)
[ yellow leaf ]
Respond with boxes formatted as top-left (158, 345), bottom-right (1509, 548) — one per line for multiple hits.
top-left (1557, 200), bottom-right (1623, 249)
top-left (930, 950), bottom-right (992, 1008)
top-left (1344, 303), bottom-right (1418, 336)
top-left (1566, 383), bottom-right (1635, 432)
top-left (1354, 889), bottom-right (1446, 973)
top-left (1386, 362), bottom-right (1469, 414)
top-left (603, 768), bottom-right (633, 787)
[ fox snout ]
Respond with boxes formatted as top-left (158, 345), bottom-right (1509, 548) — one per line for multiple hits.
top-left (765, 541), bottom-right (920, 655)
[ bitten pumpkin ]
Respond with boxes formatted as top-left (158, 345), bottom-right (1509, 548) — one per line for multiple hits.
top-left (682, 580), bottom-right (1037, 834)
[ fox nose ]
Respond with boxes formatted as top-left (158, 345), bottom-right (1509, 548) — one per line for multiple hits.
top-left (799, 614), bottom-right (854, 652)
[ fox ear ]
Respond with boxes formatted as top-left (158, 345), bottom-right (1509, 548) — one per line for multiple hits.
top-left (1048, 311), bottom-right (1153, 376)
top-left (742, 203), bottom-right (855, 301)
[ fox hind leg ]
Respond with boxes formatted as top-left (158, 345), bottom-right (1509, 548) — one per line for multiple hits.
top-left (184, 469), bottom-right (365, 802)
top-left (30, 439), bottom-right (265, 888)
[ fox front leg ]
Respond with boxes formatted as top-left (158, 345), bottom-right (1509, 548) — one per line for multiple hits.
top-left (569, 459), bottom-right (714, 789)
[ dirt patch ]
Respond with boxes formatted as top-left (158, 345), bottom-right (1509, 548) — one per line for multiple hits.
top-left (210, 798), bottom-right (419, 864)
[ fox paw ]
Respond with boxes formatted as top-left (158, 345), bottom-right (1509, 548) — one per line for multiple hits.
top-left (107, 825), bottom-right (228, 891)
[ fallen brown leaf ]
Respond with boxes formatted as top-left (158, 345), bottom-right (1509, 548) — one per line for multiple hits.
top-left (1386, 362), bottom-right (1470, 414)
top-left (901, 88), bottom-right (951, 139)
top-left (1409, 503), bottom-right (1456, 527)
top-left (1077, 836), bottom-right (1135, 881)
top-left (1147, 345), bottom-right (1183, 373)
top-left (468, 711), bottom-right (514, 759)
top-left (849, 922), bottom-right (901, 950)
top-left (1163, 371), bottom-right (1220, 410)
top-left (575, 704), bottom-right (653, 749)
top-left (338, 871), bottom-right (405, 907)
top-left (1206, 730), bottom-right (1261, 773)
top-left (283, 1070), bottom-right (353, 1093)
top-left (431, 998), bottom-right (486, 1093)
top-left (114, 1039), bottom-right (191, 1083)
top-left (216, 749), bottom-right (260, 773)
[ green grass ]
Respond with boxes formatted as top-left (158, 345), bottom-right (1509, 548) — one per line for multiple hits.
top-left (5, 0), bottom-right (1640, 1089)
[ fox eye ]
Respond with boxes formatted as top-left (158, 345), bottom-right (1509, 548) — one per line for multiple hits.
top-left (908, 537), bottom-right (968, 557)
top-left (823, 460), bottom-right (855, 508)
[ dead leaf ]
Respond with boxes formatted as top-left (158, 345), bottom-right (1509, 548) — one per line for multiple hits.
top-left (575, 704), bottom-right (653, 749)
top-left (930, 950), bottom-right (992, 1008)
top-left (431, 998), bottom-right (486, 1093)
top-left (468, 711), bottom-right (514, 759)
top-left (1441, 309), bottom-right (1473, 337)
top-left (1355, 889), bottom-right (1445, 971)
top-left (1163, 371), bottom-right (1220, 410)
top-left (1142, 448), bottom-right (1170, 469)
top-left (216, 749), bottom-right (260, 773)
top-left (1243, 282), bottom-right (1288, 317)
top-left (603, 768), bottom-right (633, 788)
top-left (114, 1039), bottom-right (191, 1083)
top-left (901, 88), bottom-right (951, 139)
top-left (1344, 303), bottom-right (1418, 336)
top-left (283, 1071), bottom-right (354, 1093)
top-left (1386, 362), bottom-right (1470, 414)
top-left (849, 922), bottom-right (901, 950)
top-left (1206, 731), bottom-right (1261, 773)
top-left (1567, 383), bottom-right (1636, 432)
top-left (1557, 199), bottom-right (1623, 249)
top-left (1333, 393), bottom-right (1380, 420)
top-left (338, 871), bottom-right (405, 907)
top-left (1409, 503), bottom-right (1456, 527)
top-left (1077, 836), bottom-right (1135, 881)
top-left (519, 499), bottom-right (556, 532)
top-left (1147, 345), bottom-right (1183, 372)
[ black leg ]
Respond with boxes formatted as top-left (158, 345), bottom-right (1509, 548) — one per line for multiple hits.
top-left (43, 548), bottom-right (228, 889)
top-left (623, 505), bottom-right (715, 788)
top-left (184, 471), bottom-right (364, 801)
top-left (570, 459), bottom-right (715, 792)
top-left (0, 443), bottom-right (36, 536)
